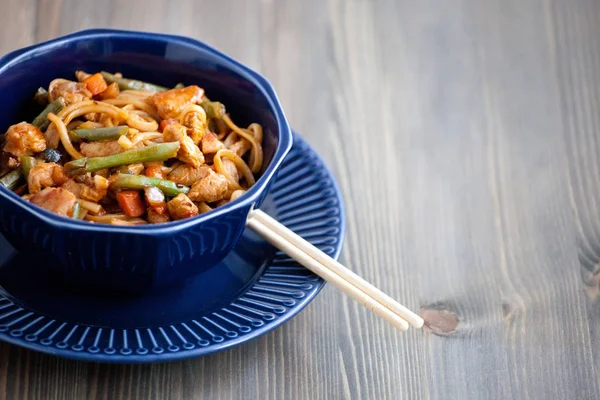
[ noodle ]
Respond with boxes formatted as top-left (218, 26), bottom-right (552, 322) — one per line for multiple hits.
top-left (47, 113), bottom-right (84, 159)
top-left (5, 70), bottom-right (264, 225)
top-left (103, 97), bottom-right (159, 119)
top-left (131, 131), bottom-right (163, 145)
top-left (177, 104), bottom-right (207, 125)
top-left (213, 149), bottom-right (256, 190)
top-left (222, 114), bottom-right (263, 173)
top-left (126, 110), bottom-right (159, 132)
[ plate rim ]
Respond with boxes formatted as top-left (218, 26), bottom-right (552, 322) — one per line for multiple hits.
top-left (0, 131), bottom-right (346, 363)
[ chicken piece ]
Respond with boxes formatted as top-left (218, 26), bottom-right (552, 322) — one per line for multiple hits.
top-left (182, 110), bottom-right (206, 144)
top-left (167, 193), bottom-right (199, 220)
top-left (7, 157), bottom-right (18, 169)
top-left (150, 86), bottom-right (204, 119)
top-left (187, 169), bottom-right (229, 203)
top-left (27, 162), bottom-right (68, 194)
top-left (84, 113), bottom-right (101, 122)
top-left (61, 179), bottom-right (82, 197)
top-left (167, 164), bottom-right (211, 186)
top-left (228, 139), bottom-right (251, 157)
top-left (163, 123), bottom-right (204, 168)
top-left (48, 78), bottom-right (92, 106)
top-left (44, 123), bottom-right (60, 149)
top-left (201, 132), bottom-right (225, 154)
top-left (80, 175), bottom-right (109, 202)
top-left (222, 159), bottom-right (239, 184)
top-left (63, 174), bottom-right (108, 202)
top-left (3, 122), bottom-right (46, 157)
top-left (80, 140), bottom-right (124, 157)
top-left (29, 187), bottom-right (77, 217)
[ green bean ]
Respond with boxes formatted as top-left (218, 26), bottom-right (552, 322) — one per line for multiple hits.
top-left (64, 142), bottom-right (180, 176)
top-left (0, 170), bottom-right (23, 191)
top-left (100, 72), bottom-right (168, 92)
top-left (33, 87), bottom-right (49, 107)
top-left (71, 202), bottom-right (82, 219)
top-left (110, 173), bottom-right (189, 197)
top-left (19, 156), bottom-right (36, 179)
top-left (200, 100), bottom-right (226, 119)
top-left (32, 98), bottom-right (66, 130)
top-left (72, 126), bottom-right (129, 141)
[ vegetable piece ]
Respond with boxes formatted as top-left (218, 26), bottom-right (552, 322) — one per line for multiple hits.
top-left (75, 70), bottom-right (92, 82)
top-left (116, 163), bottom-right (144, 175)
top-left (159, 118), bottom-right (178, 132)
top-left (117, 135), bottom-right (135, 150)
top-left (0, 170), bottom-right (22, 190)
top-left (97, 82), bottom-right (120, 100)
top-left (116, 190), bottom-right (145, 217)
top-left (174, 83), bottom-right (185, 89)
top-left (77, 198), bottom-right (103, 214)
top-left (82, 73), bottom-right (108, 96)
top-left (72, 126), bottom-right (129, 141)
top-left (71, 202), bottom-right (82, 219)
top-left (100, 71), bottom-right (168, 92)
top-left (34, 87), bottom-right (49, 106)
top-left (144, 186), bottom-right (167, 214)
top-left (32, 98), bottom-right (66, 130)
top-left (200, 101), bottom-right (226, 119)
top-left (39, 148), bottom-right (62, 163)
top-left (145, 165), bottom-right (165, 179)
top-left (19, 156), bottom-right (36, 179)
top-left (64, 142), bottom-right (180, 175)
top-left (110, 173), bottom-right (189, 197)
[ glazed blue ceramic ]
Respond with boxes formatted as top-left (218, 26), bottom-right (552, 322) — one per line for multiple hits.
top-left (0, 133), bottom-right (345, 362)
top-left (0, 29), bottom-right (292, 293)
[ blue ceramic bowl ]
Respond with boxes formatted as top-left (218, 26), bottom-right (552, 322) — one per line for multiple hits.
top-left (0, 29), bottom-right (292, 294)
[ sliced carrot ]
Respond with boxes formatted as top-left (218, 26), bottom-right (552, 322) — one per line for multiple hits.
top-left (159, 118), bottom-right (178, 132)
top-left (116, 190), bottom-right (145, 217)
top-left (83, 73), bottom-right (108, 96)
top-left (145, 165), bottom-right (166, 179)
top-left (97, 82), bottom-right (120, 100)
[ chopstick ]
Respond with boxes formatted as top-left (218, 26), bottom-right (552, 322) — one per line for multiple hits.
top-left (247, 209), bottom-right (424, 331)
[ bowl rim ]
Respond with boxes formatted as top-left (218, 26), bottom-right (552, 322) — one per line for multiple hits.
top-left (0, 28), bottom-right (293, 234)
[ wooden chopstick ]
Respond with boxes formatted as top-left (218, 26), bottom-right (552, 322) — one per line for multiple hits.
top-left (246, 217), bottom-right (410, 331)
top-left (247, 209), bottom-right (423, 331)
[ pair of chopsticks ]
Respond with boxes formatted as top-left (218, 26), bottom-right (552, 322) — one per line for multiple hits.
top-left (247, 209), bottom-right (424, 331)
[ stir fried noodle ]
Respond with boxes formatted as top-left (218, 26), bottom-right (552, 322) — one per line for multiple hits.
top-left (0, 71), bottom-right (264, 225)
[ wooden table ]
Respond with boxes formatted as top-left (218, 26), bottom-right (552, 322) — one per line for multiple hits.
top-left (1, 0), bottom-right (599, 398)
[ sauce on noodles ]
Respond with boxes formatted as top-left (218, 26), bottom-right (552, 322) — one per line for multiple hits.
top-left (0, 71), bottom-right (264, 225)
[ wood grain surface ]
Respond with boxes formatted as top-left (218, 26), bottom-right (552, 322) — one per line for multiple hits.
top-left (0, 0), bottom-right (599, 398)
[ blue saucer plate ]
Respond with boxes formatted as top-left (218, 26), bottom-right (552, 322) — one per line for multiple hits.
top-left (0, 132), bottom-right (345, 363)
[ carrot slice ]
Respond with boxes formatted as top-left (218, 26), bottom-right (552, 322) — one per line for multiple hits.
top-left (145, 165), bottom-right (165, 179)
top-left (97, 82), bottom-right (120, 100)
top-left (83, 73), bottom-right (108, 96)
top-left (159, 118), bottom-right (178, 132)
top-left (116, 190), bottom-right (145, 217)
